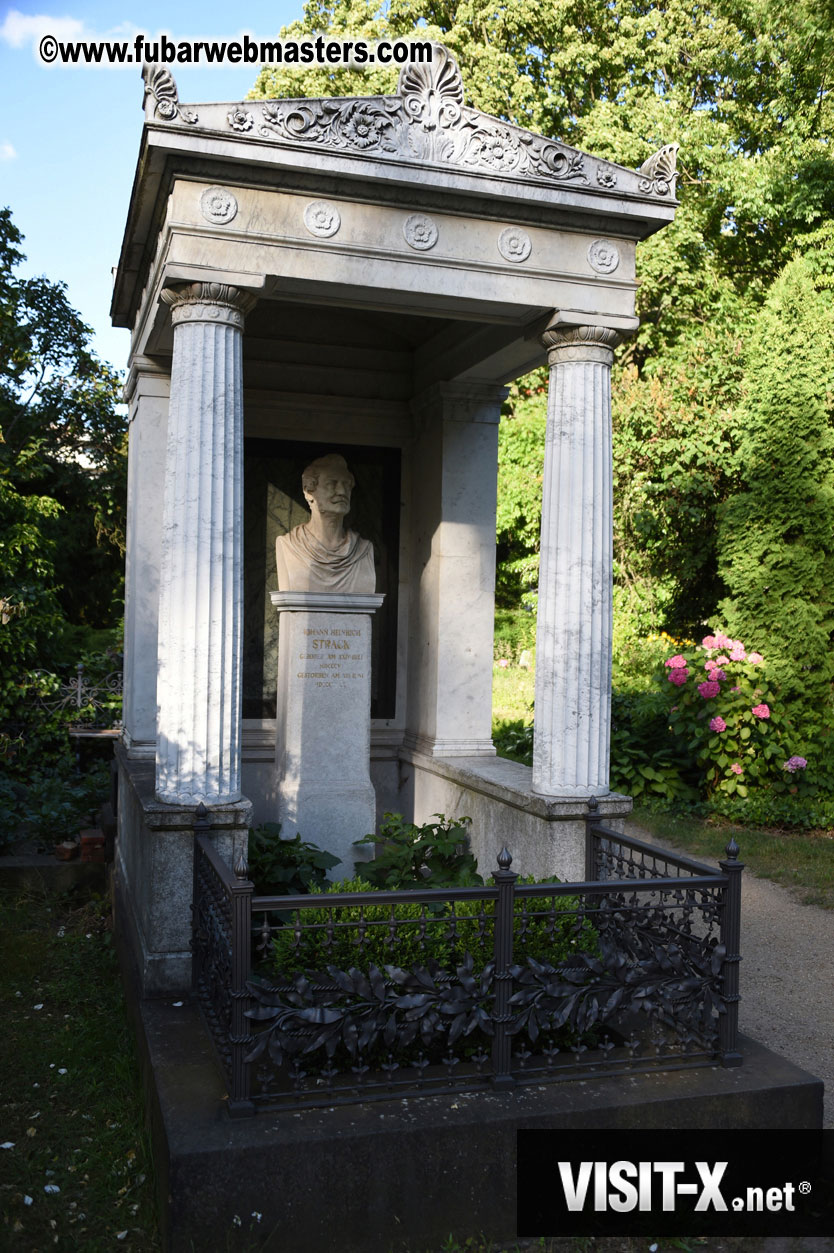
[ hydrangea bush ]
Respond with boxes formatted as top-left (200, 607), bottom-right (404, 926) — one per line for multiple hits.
top-left (661, 631), bottom-right (812, 802)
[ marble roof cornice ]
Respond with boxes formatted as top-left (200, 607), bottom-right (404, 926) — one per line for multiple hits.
top-left (141, 48), bottom-right (679, 210)
top-left (113, 48), bottom-right (678, 329)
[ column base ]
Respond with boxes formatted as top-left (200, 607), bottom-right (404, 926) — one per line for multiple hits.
top-left (114, 745), bottom-right (251, 995)
top-left (530, 782), bottom-right (611, 799)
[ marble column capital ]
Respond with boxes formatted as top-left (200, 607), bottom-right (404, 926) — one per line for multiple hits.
top-left (161, 281), bottom-right (257, 330)
top-left (541, 322), bottom-right (624, 367)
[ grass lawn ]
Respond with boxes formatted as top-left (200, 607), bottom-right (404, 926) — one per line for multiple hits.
top-left (630, 806), bottom-right (834, 910)
top-left (491, 662), bottom-right (535, 726)
top-left (0, 884), bottom-right (160, 1252)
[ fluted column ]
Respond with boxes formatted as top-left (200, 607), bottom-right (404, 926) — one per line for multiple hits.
top-left (532, 323), bottom-right (622, 797)
top-left (155, 282), bottom-right (255, 804)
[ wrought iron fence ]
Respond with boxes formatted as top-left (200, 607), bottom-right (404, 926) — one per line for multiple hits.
top-left (27, 663), bottom-right (123, 730)
top-left (192, 799), bottom-right (743, 1118)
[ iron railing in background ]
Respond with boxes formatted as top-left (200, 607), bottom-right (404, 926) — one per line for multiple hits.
top-left (192, 799), bottom-right (743, 1118)
top-left (27, 663), bottom-right (123, 731)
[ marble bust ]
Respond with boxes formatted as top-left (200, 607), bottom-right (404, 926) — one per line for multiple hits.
top-left (275, 453), bottom-right (376, 593)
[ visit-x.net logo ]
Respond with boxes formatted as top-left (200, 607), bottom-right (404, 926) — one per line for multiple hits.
top-left (517, 1130), bottom-right (834, 1238)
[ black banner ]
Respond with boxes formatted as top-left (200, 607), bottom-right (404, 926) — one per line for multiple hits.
top-left (517, 1130), bottom-right (834, 1238)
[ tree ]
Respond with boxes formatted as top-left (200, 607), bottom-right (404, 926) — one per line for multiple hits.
top-left (250, 0), bottom-right (834, 633)
top-left (717, 223), bottom-right (834, 717)
top-left (0, 206), bottom-right (126, 713)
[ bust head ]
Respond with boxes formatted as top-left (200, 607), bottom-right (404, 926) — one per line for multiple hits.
top-left (275, 451), bottom-right (375, 592)
top-left (302, 454), bottom-right (355, 520)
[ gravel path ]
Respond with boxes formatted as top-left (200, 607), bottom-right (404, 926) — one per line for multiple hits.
top-left (626, 821), bottom-right (834, 1129)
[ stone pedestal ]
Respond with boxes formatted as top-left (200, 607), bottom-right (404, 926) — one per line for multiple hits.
top-left (532, 324), bottom-right (622, 798)
top-left (271, 591), bottom-right (385, 875)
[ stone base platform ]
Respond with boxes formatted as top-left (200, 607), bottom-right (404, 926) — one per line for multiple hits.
top-left (119, 935), bottom-right (823, 1252)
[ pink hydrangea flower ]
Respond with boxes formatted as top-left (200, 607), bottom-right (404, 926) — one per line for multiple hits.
top-left (730, 763), bottom-right (743, 775)
top-left (748, 652), bottom-right (763, 665)
top-left (731, 686), bottom-right (741, 693)
top-left (698, 680), bottom-right (721, 699)
top-left (715, 656), bottom-right (730, 666)
top-left (701, 635), bottom-right (717, 649)
top-left (714, 632), bottom-right (733, 648)
top-left (729, 646), bottom-right (747, 661)
top-left (665, 655), bottom-right (688, 668)
top-left (752, 703), bottom-right (770, 719)
top-left (709, 716), bottom-right (726, 732)
top-left (783, 756), bottom-right (808, 772)
top-left (668, 668), bottom-right (689, 687)
top-left (712, 668), bottom-right (727, 681)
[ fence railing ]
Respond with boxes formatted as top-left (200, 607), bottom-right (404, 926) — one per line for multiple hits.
top-left (191, 799), bottom-right (743, 1118)
top-left (26, 664), bottom-right (123, 731)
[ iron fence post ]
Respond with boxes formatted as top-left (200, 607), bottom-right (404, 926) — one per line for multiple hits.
top-left (718, 836), bottom-right (744, 1067)
top-left (191, 803), bottom-right (210, 998)
top-left (228, 841), bottom-right (255, 1116)
top-left (491, 847), bottom-right (517, 1090)
top-left (584, 795), bottom-right (599, 881)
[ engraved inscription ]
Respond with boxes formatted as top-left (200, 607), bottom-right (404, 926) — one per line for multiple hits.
top-left (296, 625), bottom-right (365, 688)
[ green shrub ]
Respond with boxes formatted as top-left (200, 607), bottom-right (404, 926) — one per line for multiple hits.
top-left (247, 823), bottom-right (340, 895)
top-left (718, 225), bottom-right (834, 725)
top-left (271, 875), bottom-right (599, 981)
top-left (492, 718), bottom-right (534, 767)
top-left (660, 631), bottom-right (818, 804)
top-left (0, 756), bottom-right (110, 850)
top-left (493, 605), bottom-right (537, 662)
top-left (353, 811), bottom-right (481, 890)
top-left (609, 689), bottom-right (697, 805)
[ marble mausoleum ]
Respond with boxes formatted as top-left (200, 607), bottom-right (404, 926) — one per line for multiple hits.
top-left (111, 47), bottom-right (678, 991)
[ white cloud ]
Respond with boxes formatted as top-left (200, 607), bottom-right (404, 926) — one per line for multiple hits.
top-left (0, 10), bottom-right (85, 48)
top-left (0, 142), bottom-right (17, 161)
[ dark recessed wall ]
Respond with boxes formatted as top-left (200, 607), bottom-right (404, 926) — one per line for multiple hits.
top-left (243, 438), bottom-right (401, 721)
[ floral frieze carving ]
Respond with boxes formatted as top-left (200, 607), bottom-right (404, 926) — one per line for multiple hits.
top-left (254, 44), bottom-right (597, 189)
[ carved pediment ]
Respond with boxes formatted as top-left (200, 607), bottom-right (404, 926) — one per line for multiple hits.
top-left (142, 44), bottom-right (677, 202)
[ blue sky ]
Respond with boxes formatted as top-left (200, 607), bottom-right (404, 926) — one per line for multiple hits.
top-left (0, 1), bottom-right (307, 371)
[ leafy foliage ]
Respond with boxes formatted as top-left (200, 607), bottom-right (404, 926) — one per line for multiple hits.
top-left (247, 823), bottom-right (341, 895)
top-left (495, 392), bottom-right (546, 605)
top-left (0, 756), bottom-right (110, 851)
top-left (0, 207), bottom-right (126, 733)
top-left (250, 0), bottom-right (834, 638)
top-left (270, 874), bottom-right (599, 979)
top-left (492, 718), bottom-right (534, 767)
top-left (353, 811), bottom-right (482, 889)
top-left (718, 224), bottom-right (834, 722)
top-left (493, 604), bottom-right (536, 662)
